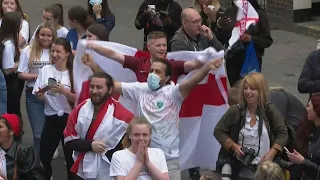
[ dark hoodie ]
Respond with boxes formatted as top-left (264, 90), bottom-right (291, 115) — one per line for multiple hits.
top-left (135, 0), bottom-right (182, 50)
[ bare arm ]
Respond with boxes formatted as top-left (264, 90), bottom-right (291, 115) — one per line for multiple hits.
top-left (179, 58), bottom-right (222, 98)
top-left (18, 34), bottom-right (26, 48)
top-left (87, 42), bottom-right (125, 65)
top-left (18, 72), bottom-right (37, 81)
top-left (113, 82), bottom-right (123, 95)
top-left (62, 89), bottom-right (76, 103)
top-left (115, 162), bottom-right (144, 180)
top-left (184, 60), bottom-right (203, 73)
top-left (145, 162), bottom-right (169, 180)
top-left (3, 62), bottom-right (18, 75)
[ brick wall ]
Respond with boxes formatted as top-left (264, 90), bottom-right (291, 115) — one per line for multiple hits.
top-left (266, 0), bottom-right (294, 22)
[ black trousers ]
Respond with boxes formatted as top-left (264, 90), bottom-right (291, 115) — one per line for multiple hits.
top-left (226, 56), bottom-right (262, 87)
top-left (40, 113), bottom-right (74, 180)
top-left (5, 73), bottom-right (24, 116)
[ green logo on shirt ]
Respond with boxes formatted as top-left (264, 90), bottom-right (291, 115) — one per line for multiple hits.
top-left (157, 101), bottom-right (163, 109)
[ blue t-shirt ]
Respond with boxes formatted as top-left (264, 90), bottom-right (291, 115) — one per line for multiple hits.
top-left (66, 28), bottom-right (86, 50)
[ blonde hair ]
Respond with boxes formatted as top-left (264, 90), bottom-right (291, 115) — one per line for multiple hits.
top-left (239, 73), bottom-right (269, 109)
top-left (147, 31), bottom-right (167, 43)
top-left (122, 117), bottom-right (152, 148)
top-left (254, 161), bottom-right (284, 180)
top-left (29, 22), bottom-right (57, 67)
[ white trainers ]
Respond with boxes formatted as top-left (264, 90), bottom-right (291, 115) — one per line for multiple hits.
top-left (52, 149), bottom-right (59, 160)
top-left (50, 177), bottom-right (53, 180)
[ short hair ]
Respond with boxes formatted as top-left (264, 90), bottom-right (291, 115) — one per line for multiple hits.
top-left (89, 72), bottom-right (114, 89)
top-left (152, 59), bottom-right (172, 83)
top-left (239, 72), bottom-right (269, 109)
top-left (253, 161), bottom-right (284, 180)
top-left (147, 31), bottom-right (167, 43)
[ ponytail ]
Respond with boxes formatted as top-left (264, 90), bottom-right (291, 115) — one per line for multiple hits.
top-left (45, 3), bottom-right (64, 26)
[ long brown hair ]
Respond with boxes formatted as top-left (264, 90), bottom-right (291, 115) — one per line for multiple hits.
top-left (0, 0), bottom-right (26, 19)
top-left (44, 4), bottom-right (64, 26)
top-left (122, 118), bottom-right (152, 148)
top-left (0, 12), bottom-right (21, 62)
top-left (29, 23), bottom-right (56, 67)
top-left (296, 94), bottom-right (320, 156)
top-left (51, 38), bottom-right (74, 94)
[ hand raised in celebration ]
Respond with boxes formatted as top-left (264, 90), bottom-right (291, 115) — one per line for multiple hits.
top-left (207, 58), bottom-right (223, 70)
top-left (82, 53), bottom-right (96, 68)
top-left (92, 140), bottom-right (107, 153)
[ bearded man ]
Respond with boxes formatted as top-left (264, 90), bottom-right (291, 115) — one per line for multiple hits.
top-left (64, 72), bottom-right (134, 180)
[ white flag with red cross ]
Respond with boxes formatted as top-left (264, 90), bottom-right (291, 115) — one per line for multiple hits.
top-left (228, 0), bottom-right (260, 48)
top-left (73, 40), bottom-right (229, 170)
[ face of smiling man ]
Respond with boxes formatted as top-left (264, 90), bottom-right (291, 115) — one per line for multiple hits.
top-left (147, 37), bottom-right (167, 60)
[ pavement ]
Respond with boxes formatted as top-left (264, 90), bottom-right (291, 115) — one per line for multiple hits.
top-left (18, 0), bottom-right (316, 179)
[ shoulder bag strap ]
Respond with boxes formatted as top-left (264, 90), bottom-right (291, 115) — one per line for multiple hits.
top-left (13, 145), bottom-right (22, 180)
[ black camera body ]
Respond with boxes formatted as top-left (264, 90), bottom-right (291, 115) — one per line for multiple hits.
top-left (241, 147), bottom-right (257, 166)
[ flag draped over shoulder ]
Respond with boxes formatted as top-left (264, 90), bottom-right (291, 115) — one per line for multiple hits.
top-left (73, 40), bottom-right (229, 170)
top-left (228, 0), bottom-right (259, 48)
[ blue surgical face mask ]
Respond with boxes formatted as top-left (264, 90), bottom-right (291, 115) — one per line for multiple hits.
top-left (89, 0), bottom-right (102, 6)
top-left (147, 73), bottom-right (161, 91)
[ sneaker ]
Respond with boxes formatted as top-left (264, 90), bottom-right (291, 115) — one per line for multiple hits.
top-left (50, 177), bottom-right (53, 180)
top-left (52, 149), bottom-right (59, 160)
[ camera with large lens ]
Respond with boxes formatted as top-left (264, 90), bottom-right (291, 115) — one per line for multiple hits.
top-left (241, 147), bottom-right (257, 166)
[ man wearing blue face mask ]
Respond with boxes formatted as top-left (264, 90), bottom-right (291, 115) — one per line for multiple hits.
top-left (112, 57), bottom-right (222, 180)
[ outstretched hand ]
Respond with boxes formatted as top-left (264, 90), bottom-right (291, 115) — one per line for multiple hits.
top-left (207, 58), bottom-right (223, 70)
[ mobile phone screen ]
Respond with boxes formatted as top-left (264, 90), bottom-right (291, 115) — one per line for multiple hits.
top-left (48, 78), bottom-right (57, 86)
top-left (284, 147), bottom-right (290, 153)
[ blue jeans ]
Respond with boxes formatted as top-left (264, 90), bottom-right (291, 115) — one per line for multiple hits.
top-left (26, 91), bottom-right (45, 154)
top-left (0, 71), bottom-right (6, 115)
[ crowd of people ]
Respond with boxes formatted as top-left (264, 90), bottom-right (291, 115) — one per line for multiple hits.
top-left (0, 0), bottom-right (319, 180)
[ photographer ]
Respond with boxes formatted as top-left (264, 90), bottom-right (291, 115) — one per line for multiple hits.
top-left (214, 73), bottom-right (288, 180)
top-left (135, 0), bottom-right (182, 51)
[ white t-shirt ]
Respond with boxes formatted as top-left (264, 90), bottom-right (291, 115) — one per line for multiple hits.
top-left (110, 148), bottom-right (168, 180)
top-left (32, 65), bottom-right (72, 116)
top-left (1, 40), bottom-right (15, 70)
top-left (17, 45), bottom-right (50, 87)
top-left (0, 19), bottom-right (29, 43)
top-left (122, 82), bottom-right (184, 160)
top-left (30, 25), bottom-right (69, 43)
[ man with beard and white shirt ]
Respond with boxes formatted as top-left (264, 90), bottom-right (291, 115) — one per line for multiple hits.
top-left (111, 57), bottom-right (222, 180)
top-left (64, 72), bottom-right (134, 180)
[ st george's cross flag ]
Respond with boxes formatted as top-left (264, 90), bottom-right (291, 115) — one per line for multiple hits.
top-left (73, 39), bottom-right (229, 170)
top-left (228, 0), bottom-right (259, 48)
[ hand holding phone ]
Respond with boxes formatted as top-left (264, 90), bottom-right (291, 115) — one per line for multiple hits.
top-left (284, 147), bottom-right (290, 153)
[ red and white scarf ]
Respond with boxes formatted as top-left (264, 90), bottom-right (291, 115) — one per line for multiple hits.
top-left (64, 98), bottom-right (134, 179)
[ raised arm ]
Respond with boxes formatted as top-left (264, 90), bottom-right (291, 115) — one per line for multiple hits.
top-left (179, 58), bottom-right (222, 98)
top-left (87, 42), bottom-right (125, 65)
top-left (183, 60), bottom-right (203, 73)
